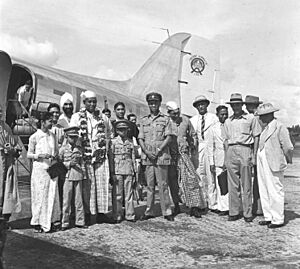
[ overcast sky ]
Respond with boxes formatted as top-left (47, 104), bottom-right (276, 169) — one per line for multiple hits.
top-left (1, 0), bottom-right (300, 126)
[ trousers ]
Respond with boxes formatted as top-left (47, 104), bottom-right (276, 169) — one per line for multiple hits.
top-left (215, 167), bottom-right (229, 212)
top-left (168, 164), bottom-right (181, 205)
top-left (145, 165), bottom-right (172, 216)
top-left (61, 180), bottom-right (85, 227)
top-left (226, 145), bottom-right (252, 218)
top-left (112, 175), bottom-right (135, 221)
top-left (257, 148), bottom-right (284, 225)
top-left (252, 165), bottom-right (263, 215)
top-left (197, 143), bottom-right (217, 210)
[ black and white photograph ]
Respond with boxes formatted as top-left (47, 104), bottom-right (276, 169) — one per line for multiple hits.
top-left (0, 0), bottom-right (299, 268)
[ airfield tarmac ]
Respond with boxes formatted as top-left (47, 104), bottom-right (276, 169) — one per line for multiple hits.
top-left (3, 143), bottom-right (300, 269)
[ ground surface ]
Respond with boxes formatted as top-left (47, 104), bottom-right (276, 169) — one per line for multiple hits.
top-left (3, 143), bottom-right (300, 268)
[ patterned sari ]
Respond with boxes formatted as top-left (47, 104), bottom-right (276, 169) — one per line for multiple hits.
top-left (177, 145), bottom-right (206, 209)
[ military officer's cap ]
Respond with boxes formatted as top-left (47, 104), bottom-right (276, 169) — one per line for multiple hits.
top-left (146, 92), bottom-right (162, 102)
top-left (114, 120), bottom-right (131, 130)
top-left (64, 126), bottom-right (80, 137)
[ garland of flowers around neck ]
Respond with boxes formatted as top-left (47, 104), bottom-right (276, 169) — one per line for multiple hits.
top-left (78, 107), bottom-right (106, 163)
top-left (78, 107), bottom-right (95, 162)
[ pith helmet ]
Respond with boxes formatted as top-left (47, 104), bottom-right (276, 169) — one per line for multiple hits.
top-left (255, 103), bottom-right (279, 116)
top-left (192, 95), bottom-right (210, 107)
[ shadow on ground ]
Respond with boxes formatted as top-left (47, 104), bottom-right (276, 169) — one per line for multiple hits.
top-left (4, 231), bottom-right (136, 269)
top-left (285, 210), bottom-right (300, 224)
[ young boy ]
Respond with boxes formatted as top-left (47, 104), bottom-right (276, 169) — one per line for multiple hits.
top-left (59, 126), bottom-right (87, 230)
top-left (109, 120), bottom-right (137, 223)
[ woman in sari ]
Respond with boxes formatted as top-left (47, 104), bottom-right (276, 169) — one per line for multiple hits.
top-left (27, 112), bottom-right (61, 233)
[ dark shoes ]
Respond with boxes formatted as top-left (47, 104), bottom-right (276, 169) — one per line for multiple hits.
top-left (244, 216), bottom-right (254, 223)
top-left (34, 225), bottom-right (43, 233)
top-left (209, 209), bottom-right (220, 214)
top-left (76, 225), bottom-right (89, 229)
top-left (173, 204), bottom-right (181, 216)
top-left (140, 215), bottom-right (155, 221)
top-left (254, 212), bottom-right (264, 216)
top-left (228, 215), bottom-right (240, 221)
top-left (97, 213), bottom-right (114, 224)
top-left (126, 219), bottom-right (136, 223)
top-left (218, 211), bottom-right (229, 216)
top-left (259, 220), bottom-right (271, 226)
top-left (164, 215), bottom-right (174, 221)
top-left (268, 223), bottom-right (284, 229)
top-left (114, 219), bottom-right (123, 224)
top-left (190, 207), bottom-right (202, 218)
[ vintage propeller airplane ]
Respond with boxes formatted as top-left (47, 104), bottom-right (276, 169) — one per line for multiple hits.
top-left (0, 32), bottom-right (220, 173)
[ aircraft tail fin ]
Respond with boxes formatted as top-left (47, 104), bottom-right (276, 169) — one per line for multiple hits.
top-left (129, 33), bottom-right (191, 106)
top-left (129, 33), bottom-right (220, 115)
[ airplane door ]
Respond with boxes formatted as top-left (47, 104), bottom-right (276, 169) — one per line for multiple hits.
top-left (0, 51), bottom-right (12, 120)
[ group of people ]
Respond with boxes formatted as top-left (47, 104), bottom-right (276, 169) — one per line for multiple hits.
top-left (0, 89), bottom-right (294, 235)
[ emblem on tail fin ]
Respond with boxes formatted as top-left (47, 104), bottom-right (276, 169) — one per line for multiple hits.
top-left (190, 55), bottom-right (207, 75)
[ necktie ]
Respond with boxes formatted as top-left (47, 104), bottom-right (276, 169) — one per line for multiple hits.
top-left (201, 115), bottom-right (205, 140)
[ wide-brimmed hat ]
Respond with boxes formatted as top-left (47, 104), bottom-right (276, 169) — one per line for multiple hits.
top-left (255, 103), bottom-right (279, 116)
top-left (192, 95), bottom-right (210, 107)
top-left (226, 93), bottom-right (244, 104)
top-left (244, 95), bottom-right (263, 104)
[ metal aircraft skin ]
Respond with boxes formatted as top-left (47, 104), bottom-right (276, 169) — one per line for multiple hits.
top-left (0, 32), bottom-right (220, 126)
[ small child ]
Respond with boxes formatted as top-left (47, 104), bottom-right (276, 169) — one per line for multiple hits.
top-left (109, 120), bottom-right (137, 223)
top-left (92, 120), bottom-right (107, 163)
top-left (59, 126), bottom-right (87, 230)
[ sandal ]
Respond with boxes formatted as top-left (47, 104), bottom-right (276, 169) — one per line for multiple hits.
top-left (34, 225), bottom-right (43, 233)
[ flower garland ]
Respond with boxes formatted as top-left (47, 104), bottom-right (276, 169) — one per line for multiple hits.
top-left (78, 107), bottom-right (106, 164)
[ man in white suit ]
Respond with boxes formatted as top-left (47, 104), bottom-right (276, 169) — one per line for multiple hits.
top-left (207, 105), bottom-right (229, 215)
top-left (256, 103), bottom-right (293, 228)
top-left (190, 95), bottom-right (219, 212)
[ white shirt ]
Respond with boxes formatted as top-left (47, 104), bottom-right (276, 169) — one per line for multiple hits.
top-left (190, 112), bottom-right (218, 144)
top-left (207, 121), bottom-right (226, 167)
top-left (17, 85), bottom-right (32, 107)
top-left (70, 109), bottom-right (113, 143)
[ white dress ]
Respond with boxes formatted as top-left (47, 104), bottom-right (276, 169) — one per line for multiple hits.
top-left (27, 129), bottom-right (61, 232)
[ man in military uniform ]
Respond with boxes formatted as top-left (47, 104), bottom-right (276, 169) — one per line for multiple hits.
top-left (138, 92), bottom-right (175, 221)
top-left (109, 120), bottom-right (137, 223)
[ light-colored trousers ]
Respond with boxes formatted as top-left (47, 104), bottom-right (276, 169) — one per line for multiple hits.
top-left (62, 180), bottom-right (85, 227)
top-left (226, 145), bottom-right (252, 218)
top-left (145, 165), bottom-right (172, 216)
top-left (197, 143), bottom-right (217, 210)
top-left (112, 175), bottom-right (135, 221)
top-left (257, 148), bottom-right (284, 225)
top-left (215, 167), bottom-right (229, 212)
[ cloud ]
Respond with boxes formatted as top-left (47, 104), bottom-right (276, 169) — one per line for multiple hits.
top-left (94, 65), bottom-right (131, 80)
top-left (0, 32), bottom-right (59, 66)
